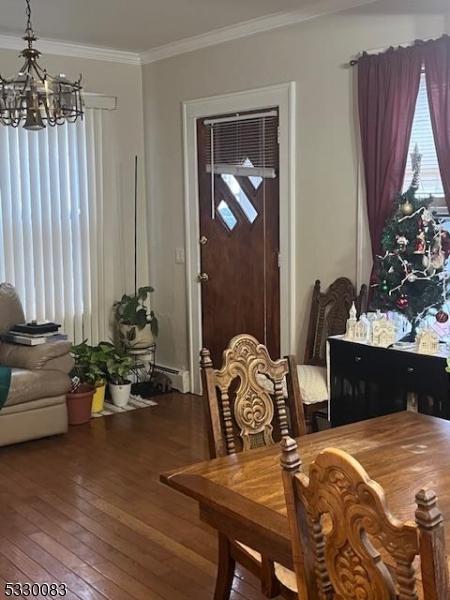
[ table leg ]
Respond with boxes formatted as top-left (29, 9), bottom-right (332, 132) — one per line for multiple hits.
top-left (214, 532), bottom-right (236, 600)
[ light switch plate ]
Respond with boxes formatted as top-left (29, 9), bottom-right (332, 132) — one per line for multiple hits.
top-left (175, 247), bottom-right (185, 264)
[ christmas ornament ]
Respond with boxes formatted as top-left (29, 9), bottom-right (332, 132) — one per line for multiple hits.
top-left (407, 273), bottom-right (417, 282)
top-left (396, 295), bottom-right (409, 310)
top-left (422, 209), bottom-right (433, 231)
top-left (431, 252), bottom-right (445, 270)
top-left (401, 200), bottom-right (414, 216)
top-left (442, 231), bottom-right (450, 257)
top-left (436, 310), bottom-right (449, 323)
top-left (414, 231), bottom-right (426, 254)
top-left (396, 235), bottom-right (408, 252)
top-left (422, 209), bottom-right (433, 224)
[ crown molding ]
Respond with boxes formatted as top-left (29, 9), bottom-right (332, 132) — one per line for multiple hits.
top-left (0, 33), bottom-right (141, 65)
top-left (140, 0), bottom-right (379, 64)
top-left (0, 0), bottom-right (378, 67)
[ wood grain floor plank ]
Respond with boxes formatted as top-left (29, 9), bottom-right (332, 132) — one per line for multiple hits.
top-left (0, 394), bottom-right (266, 600)
top-left (0, 555), bottom-right (29, 599)
top-left (1, 529), bottom-right (107, 600)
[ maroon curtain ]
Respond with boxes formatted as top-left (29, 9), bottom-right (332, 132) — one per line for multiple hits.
top-left (358, 46), bottom-right (423, 261)
top-left (424, 36), bottom-right (450, 209)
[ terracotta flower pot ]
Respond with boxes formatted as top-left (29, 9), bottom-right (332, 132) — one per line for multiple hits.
top-left (66, 383), bottom-right (95, 425)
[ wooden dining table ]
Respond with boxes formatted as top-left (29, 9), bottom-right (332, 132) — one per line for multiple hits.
top-left (161, 411), bottom-right (450, 573)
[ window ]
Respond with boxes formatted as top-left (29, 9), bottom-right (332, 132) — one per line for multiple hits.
top-left (217, 199), bottom-right (237, 231)
top-left (403, 73), bottom-right (445, 204)
top-left (221, 173), bottom-right (258, 224)
top-left (0, 108), bottom-right (117, 344)
top-left (402, 73), bottom-right (450, 336)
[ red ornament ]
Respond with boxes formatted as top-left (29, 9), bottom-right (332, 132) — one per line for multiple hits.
top-left (414, 232), bottom-right (426, 255)
top-left (441, 231), bottom-right (450, 257)
top-left (436, 310), bottom-right (449, 323)
top-left (396, 295), bottom-right (409, 310)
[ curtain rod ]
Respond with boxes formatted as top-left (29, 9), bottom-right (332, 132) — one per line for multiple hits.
top-left (349, 33), bottom-right (449, 67)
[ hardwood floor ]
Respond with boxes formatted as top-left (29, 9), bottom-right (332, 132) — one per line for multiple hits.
top-left (0, 394), bottom-right (267, 600)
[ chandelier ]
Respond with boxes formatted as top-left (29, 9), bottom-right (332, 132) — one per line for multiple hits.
top-left (0, 0), bottom-right (83, 131)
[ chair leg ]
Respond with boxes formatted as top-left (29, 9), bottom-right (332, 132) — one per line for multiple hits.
top-left (214, 533), bottom-right (236, 600)
top-left (261, 557), bottom-right (280, 598)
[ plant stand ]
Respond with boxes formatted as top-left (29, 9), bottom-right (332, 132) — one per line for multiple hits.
top-left (129, 344), bottom-right (156, 396)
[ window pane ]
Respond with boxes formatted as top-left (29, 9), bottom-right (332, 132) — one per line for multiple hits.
top-left (221, 173), bottom-right (258, 224)
top-left (243, 157), bottom-right (263, 189)
top-left (404, 73), bottom-right (444, 197)
top-left (217, 199), bottom-right (237, 230)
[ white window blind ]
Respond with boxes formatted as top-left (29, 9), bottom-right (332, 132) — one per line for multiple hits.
top-left (403, 72), bottom-right (445, 199)
top-left (205, 110), bottom-right (278, 179)
top-left (0, 108), bottom-right (119, 344)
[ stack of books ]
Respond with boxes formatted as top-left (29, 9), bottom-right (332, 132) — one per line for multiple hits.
top-left (2, 321), bottom-right (68, 346)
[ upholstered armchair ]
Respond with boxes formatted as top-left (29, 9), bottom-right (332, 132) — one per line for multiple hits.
top-left (0, 283), bottom-right (73, 446)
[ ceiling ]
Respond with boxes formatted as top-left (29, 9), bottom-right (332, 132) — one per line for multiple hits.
top-left (1, 0), bottom-right (446, 58)
top-left (0, 0), bottom-right (314, 53)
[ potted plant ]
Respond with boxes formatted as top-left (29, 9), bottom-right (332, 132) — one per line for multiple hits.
top-left (90, 343), bottom-right (112, 413)
top-left (114, 286), bottom-right (158, 349)
top-left (67, 342), bottom-right (104, 425)
top-left (104, 343), bottom-right (133, 407)
top-left (69, 342), bottom-right (109, 415)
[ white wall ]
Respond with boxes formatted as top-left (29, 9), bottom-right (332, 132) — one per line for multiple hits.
top-left (0, 49), bottom-right (148, 303)
top-left (142, 0), bottom-right (450, 376)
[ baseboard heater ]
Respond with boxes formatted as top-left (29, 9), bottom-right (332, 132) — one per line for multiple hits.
top-left (154, 365), bottom-right (190, 394)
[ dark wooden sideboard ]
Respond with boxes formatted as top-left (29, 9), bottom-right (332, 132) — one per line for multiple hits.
top-left (329, 337), bottom-right (450, 427)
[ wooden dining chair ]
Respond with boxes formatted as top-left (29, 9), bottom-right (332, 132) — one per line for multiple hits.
top-left (299, 277), bottom-right (368, 432)
top-left (280, 437), bottom-right (450, 600)
top-left (200, 334), bottom-right (306, 600)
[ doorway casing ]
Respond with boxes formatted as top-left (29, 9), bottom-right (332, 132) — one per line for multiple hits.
top-left (182, 82), bottom-right (296, 394)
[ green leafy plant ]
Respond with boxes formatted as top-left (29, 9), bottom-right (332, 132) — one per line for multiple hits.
top-left (70, 341), bottom-right (106, 389)
top-left (102, 342), bottom-right (133, 385)
top-left (114, 286), bottom-right (158, 341)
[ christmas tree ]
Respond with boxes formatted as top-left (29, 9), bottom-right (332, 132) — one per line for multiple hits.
top-left (373, 147), bottom-right (450, 334)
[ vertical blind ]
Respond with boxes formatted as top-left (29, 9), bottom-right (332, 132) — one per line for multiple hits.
top-left (0, 108), bottom-right (120, 344)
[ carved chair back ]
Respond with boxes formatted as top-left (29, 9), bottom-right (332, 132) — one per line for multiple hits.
top-left (305, 278), bottom-right (368, 367)
top-left (201, 334), bottom-right (306, 458)
top-left (280, 439), bottom-right (449, 600)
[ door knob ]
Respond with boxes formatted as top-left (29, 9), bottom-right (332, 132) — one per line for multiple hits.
top-left (198, 272), bottom-right (209, 283)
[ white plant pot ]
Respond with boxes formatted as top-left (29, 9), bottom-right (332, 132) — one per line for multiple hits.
top-left (119, 323), bottom-right (154, 349)
top-left (109, 381), bottom-right (132, 408)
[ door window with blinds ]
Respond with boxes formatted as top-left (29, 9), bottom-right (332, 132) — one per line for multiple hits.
top-left (205, 110), bottom-right (278, 231)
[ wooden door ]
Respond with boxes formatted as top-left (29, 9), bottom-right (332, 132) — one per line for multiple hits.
top-left (197, 110), bottom-right (280, 367)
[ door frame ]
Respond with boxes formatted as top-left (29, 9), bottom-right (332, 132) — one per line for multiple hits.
top-left (182, 82), bottom-right (296, 394)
